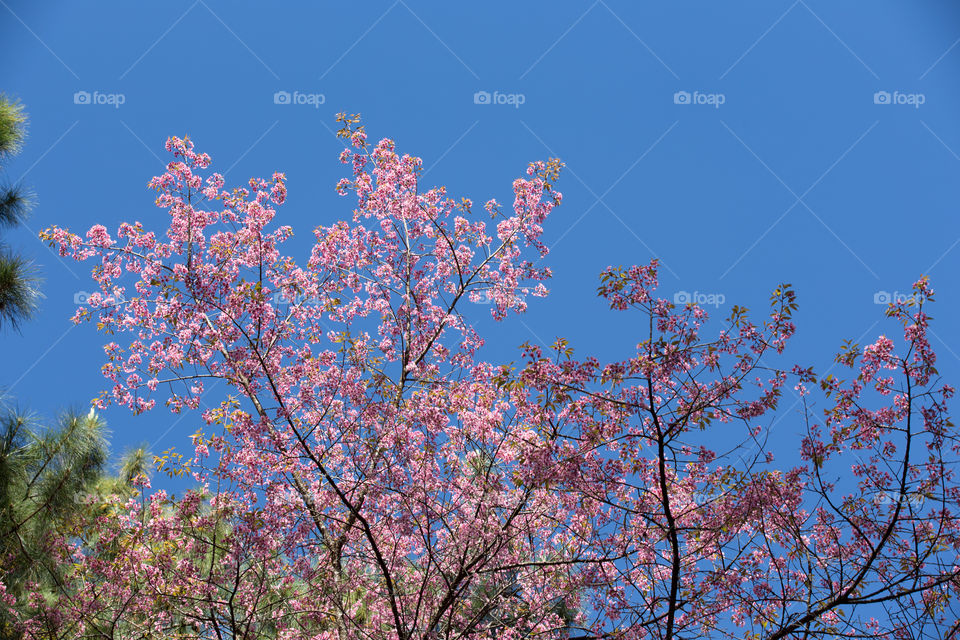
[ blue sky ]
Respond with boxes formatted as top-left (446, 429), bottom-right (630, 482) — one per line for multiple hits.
top-left (2, 1), bottom-right (959, 474)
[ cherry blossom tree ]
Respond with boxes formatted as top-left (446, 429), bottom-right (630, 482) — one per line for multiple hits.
top-left (12, 116), bottom-right (959, 639)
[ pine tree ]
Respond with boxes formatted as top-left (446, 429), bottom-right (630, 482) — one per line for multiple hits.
top-left (0, 405), bottom-right (150, 639)
top-left (0, 94), bottom-right (40, 331)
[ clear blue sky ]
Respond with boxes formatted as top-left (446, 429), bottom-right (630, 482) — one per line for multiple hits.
top-left (2, 1), bottom-right (959, 473)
